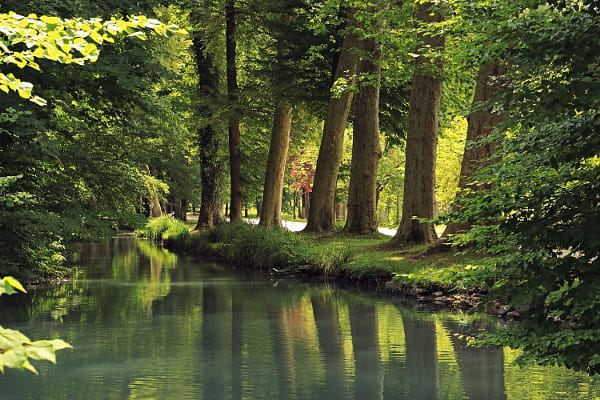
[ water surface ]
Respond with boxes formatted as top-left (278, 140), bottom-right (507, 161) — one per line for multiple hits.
top-left (0, 236), bottom-right (598, 399)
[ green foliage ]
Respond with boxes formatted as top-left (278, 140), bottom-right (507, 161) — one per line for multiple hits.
top-left (0, 7), bottom-right (194, 281)
top-left (316, 241), bottom-right (353, 276)
top-left (135, 216), bottom-right (190, 242)
top-left (0, 276), bottom-right (71, 374)
top-left (442, 1), bottom-right (600, 374)
top-left (214, 222), bottom-right (311, 270)
top-left (97, 208), bottom-right (148, 231)
top-left (0, 276), bottom-right (25, 295)
top-left (167, 221), bottom-right (313, 271)
top-left (0, 11), bottom-right (182, 103)
top-left (392, 262), bottom-right (482, 292)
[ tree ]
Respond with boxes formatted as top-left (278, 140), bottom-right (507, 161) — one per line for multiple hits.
top-left (390, 1), bottom-right (445, 245)
top-left (252, 0), bottom-right (335, 227)
top-left (343, 3), bottom-right (386, 234)
top-left (440, 61), bottom-right (505, 241)
top-left (225, 0), bottom-right (243, 221)
top-left (190, 10), bottom-right (225, 228)
top-left (303, 6), bottom-right (360, 233)
top-left (259, 102), bottom-right (293, 227)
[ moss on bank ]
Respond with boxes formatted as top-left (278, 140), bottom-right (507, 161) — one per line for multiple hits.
top-left (139, 220), bottom-right (486, 302)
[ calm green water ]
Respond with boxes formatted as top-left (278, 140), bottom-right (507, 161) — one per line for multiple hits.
top-left (1, 236), bottom-right (599, 400)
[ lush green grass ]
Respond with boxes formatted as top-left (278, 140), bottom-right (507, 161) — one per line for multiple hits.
top-left (158, 219), bottom-right (485, 293)
top-left (299, 232), bottom-right (483, 291)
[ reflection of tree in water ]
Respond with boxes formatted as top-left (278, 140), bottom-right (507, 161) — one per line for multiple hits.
top-left (402, 311), bottom-right (439, 399)
top-left (135, 240), bottom-right (177, 316)
top-left (311, 290), bottom-right (351, 399)
top-left (5, 239), bottom-right (600, 399)
top-left (443, 319), bottom-right (506, 400)
top-left (350, 303), bottom-right (384, 400)
top-left (108, 239), bottom-right (178, 316)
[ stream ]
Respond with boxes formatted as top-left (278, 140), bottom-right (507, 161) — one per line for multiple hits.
top-left (0, 235), bottom-right (598, 399)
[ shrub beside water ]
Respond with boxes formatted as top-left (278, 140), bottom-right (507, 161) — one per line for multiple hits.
top-left (135, 216), bottom-right (190, 242)
top-left (316, 241), bottom-right (353, 277)
top-left (204, 221), bottom-right (312, 271)
top-left (152, 219), bottom-right (477, 290)
top-left (163, 221), bottom-right (331, 273)
top-left (144, 219), bottom-right (375, 279)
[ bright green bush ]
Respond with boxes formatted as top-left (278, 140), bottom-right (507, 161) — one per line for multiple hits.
top-left (135, 216), bottom-right (190, 241)
top-left (166, 221), bottom-right (313, 271)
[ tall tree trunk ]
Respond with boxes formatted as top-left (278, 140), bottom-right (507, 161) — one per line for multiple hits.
top-left (303, 9), bottom-right (360, 233)
top-left (343, 21), bottom-right (384, 234)
top-left (226, 0), bottom-right (243, 222)
top-left (197, 123), bottom-right (223, 228)
top-left (441, 62), bottom-right (505, 240)
top-left (390, 2), bottom-right (445, 245)
top-left (259, 102), bottom-right (293, 228)
top-left (190, 25), bottom-right (223, 229)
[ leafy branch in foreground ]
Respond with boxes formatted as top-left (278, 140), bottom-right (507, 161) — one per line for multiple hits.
top-left (0, 11), bottom-right (185, 104)
top-left (0, 276), bottom-right (72, 374)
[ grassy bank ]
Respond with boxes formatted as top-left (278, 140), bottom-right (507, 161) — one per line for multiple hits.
top-left (136, 217), bottom-right (486, 306)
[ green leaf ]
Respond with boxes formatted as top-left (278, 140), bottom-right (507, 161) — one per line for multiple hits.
top-left (0, 326), bottom-right (71, 374)
top-left (0, 276), bottom-right (26, 296)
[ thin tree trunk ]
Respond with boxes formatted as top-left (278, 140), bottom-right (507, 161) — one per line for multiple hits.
top-left (343, 17), bottom-right (384, 234)
top-left (441, 62), bottom-right (505, 240)
top-left (226, 0), bottom-right (243, 222)
top-left (259, 103), bottom-right (293, 228)
top-left (390, 2), bottom-right (445, 245)
top-left (303, 8), bottom-right (360, 233)
top-left (293, 190), bottom-right (298, 220)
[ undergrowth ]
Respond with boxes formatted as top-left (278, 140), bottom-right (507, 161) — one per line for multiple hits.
top-left (135, 216), bottom-right (190, 242)
top-left (145, 218), bottom-right (482, 291)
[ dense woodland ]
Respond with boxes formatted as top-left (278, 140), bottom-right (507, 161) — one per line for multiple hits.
top-left (0, 0), bottom-right (599, 374)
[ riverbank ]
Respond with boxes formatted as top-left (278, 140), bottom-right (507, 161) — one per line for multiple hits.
top-left (144, 217), bottom-right (488, 311)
